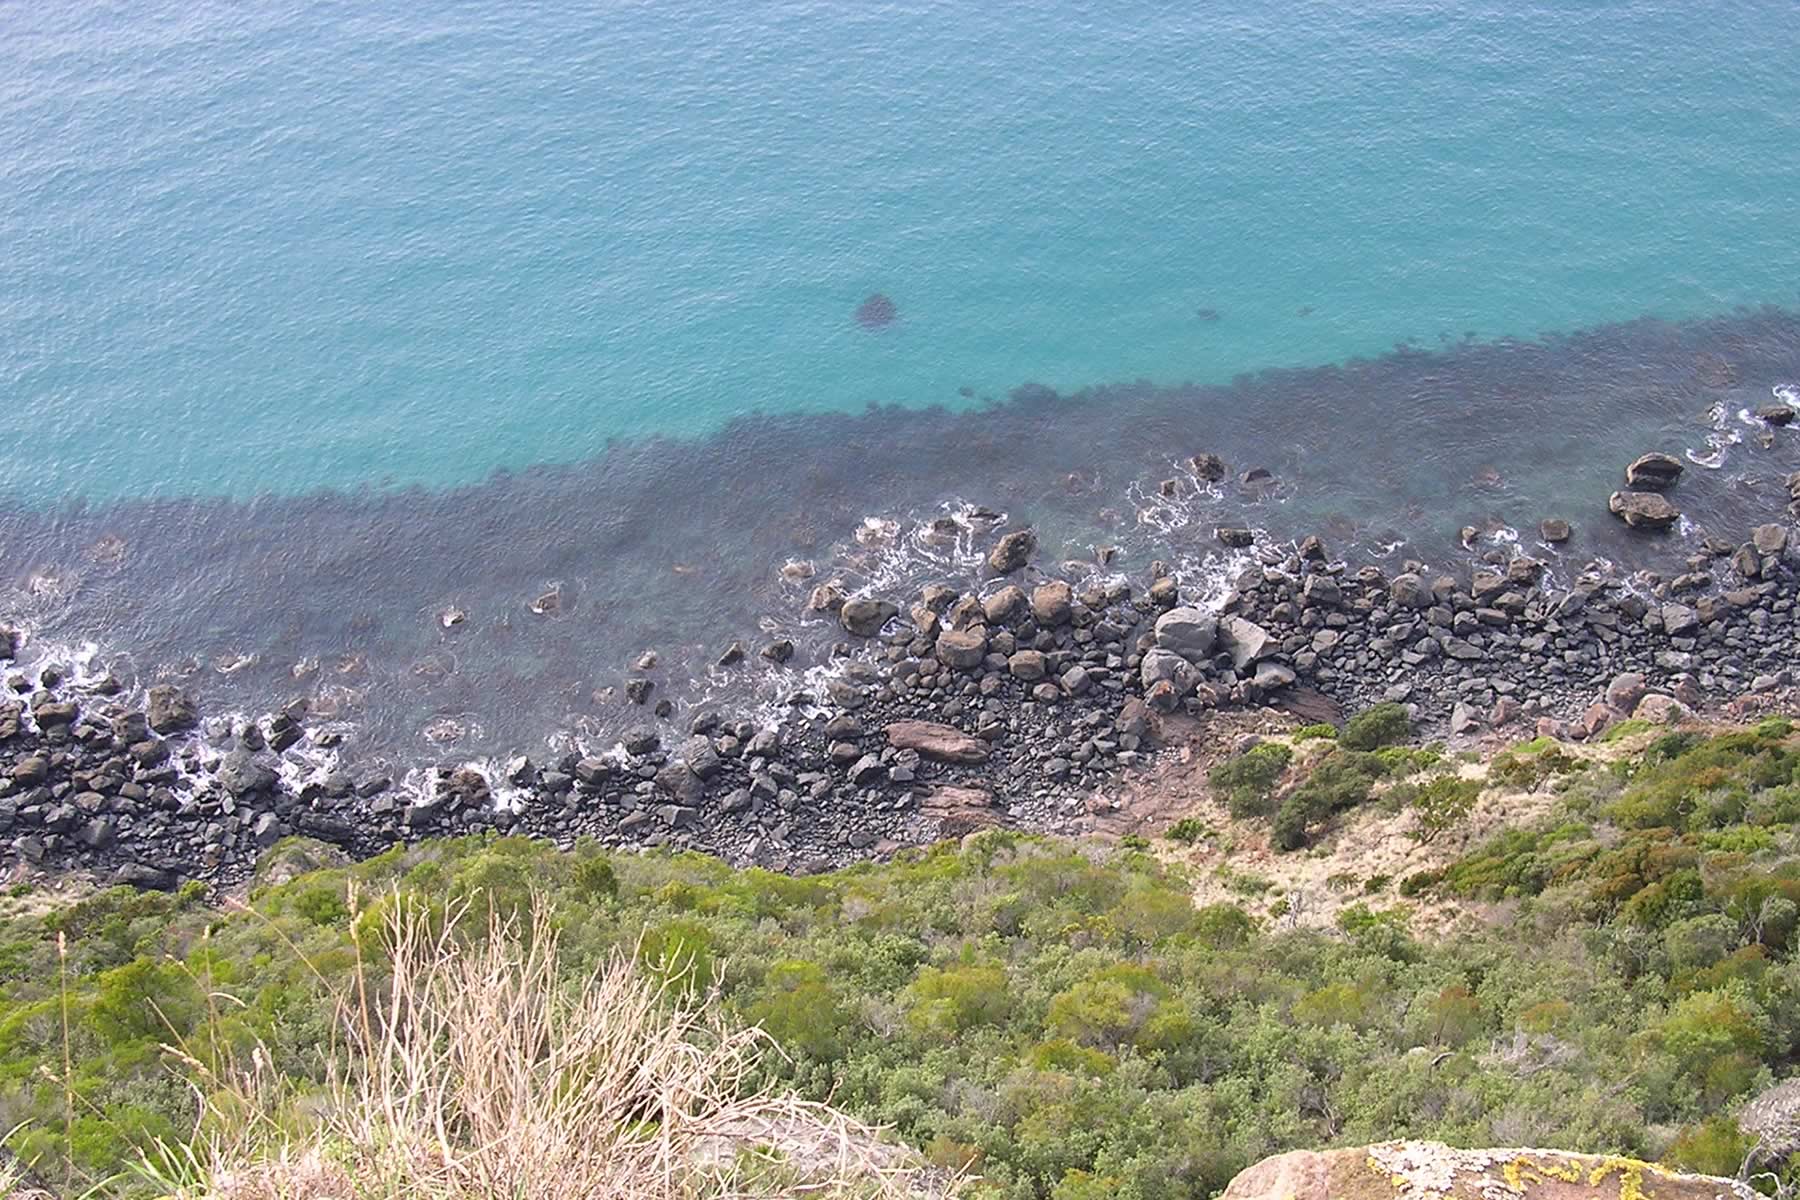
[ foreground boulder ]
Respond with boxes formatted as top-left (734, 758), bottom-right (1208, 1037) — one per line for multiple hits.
top-left (1609, 490), bottom-right (1680, 530)
top-left (1220, 1142), bottom-right (1755, 1200)
top-left (884, 720), bottom-right (989, 763)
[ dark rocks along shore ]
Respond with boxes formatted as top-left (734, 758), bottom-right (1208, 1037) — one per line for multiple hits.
top-left (1, 464), bottom-right (1797, 891)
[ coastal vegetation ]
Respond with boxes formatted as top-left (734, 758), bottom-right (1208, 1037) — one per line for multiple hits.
top-left (0, 718), bottom-right (1797, 1196)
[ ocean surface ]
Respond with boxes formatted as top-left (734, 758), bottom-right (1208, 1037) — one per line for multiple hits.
top-left (2, 0), bottom-right (1799, 779)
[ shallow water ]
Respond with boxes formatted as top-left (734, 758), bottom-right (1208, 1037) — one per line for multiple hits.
top-left (3, 307), bottom-right (1797, 779)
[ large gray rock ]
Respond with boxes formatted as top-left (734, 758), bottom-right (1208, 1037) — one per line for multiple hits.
top-left (1753, 523), bottom-right (1790, 556)
top-left (1139, 648), bottom-right (1201, 696)
top-left (1220, 616), bottom-right (1274, 673)
top-left (1389, 573), bottom-right (1432, 609)
top-left (982, 585), bottom-right (1027, 624)
top-left (839, 597), bottom-right (898, 637)
top-left (987, 529), bottom-right (1037, 574)
top-left (1609, 490), bottom-right (1679, 530)
top-left (1604, 672), bottom-right (1648, 714)
top-left (1301, 574), bottom-right (1341, 607)
top-left (216, 750), bottom-right (277, 797)
top-left (1030, 581), bottom-right (1074, 626)
top-left (1625, 452), bottom-right (1684, 490)
top-left (1153, 606), bottom-right (1217, 663)
top-left (1661, 603), bottom-right (1700, 636)
top-left (146, 684), bottom-right (199, 735)
top-left (935, 628), bottom-right (988, 669)
top-left (1007, 650), bottom-right (1047, 681)
top-left (1253, 662), bottom-right (1296, 690)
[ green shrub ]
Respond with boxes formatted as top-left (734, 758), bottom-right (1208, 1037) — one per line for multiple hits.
top-left (1273, 750), bottom-right (1387, 850)
top-left (1208, 743), bottom-right (1293, 817)
top-left (1340, 703), bottom-right (1411, 751)
top-left (1294, 723), bottom-right (1338, 741)
top-left (1406, 776), bottom-right (1481, 845)
top-left (1165, 818), bottom-right (1208, 844)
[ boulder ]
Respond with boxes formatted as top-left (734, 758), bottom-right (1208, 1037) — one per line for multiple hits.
top-left (884, 720), bottom-right (989, 764)
top-left (1219, 1143), bottom-right (1756, 1200)
top-left (922, 786), bottom-right (999, 837)
top-left (987, 529), bottom-right (1037, 574)
top-left (1604, 672), bottom-right (1648, 714)
top-left (1190, 453), bottom-right (1227, 481)
top-left (1389, 573), bottom-right (1432, 609)
top-left (839, 597), bottom-right (898, 637)
top-left (1253, 662), bottom-right (1295, 690)
top-left (1153, 607), bottom-right (1217, 663)
top-left (934, 628), bottom-right (988, 670)
top-left (1753, 522), bottom-right (1790, 556)
top-left (1633, 693), bottom-right (1690, 725)
top-left (1624, 452), bottom-right (1684, 490)
top-left (1030, 581), bottom-right (1074, 626)
top-left (1215, 526), bottom-right (1254, 548)
top-left (216, 750), bottom-right (277, 797)
top-left (1007, 650), bottom-right (1047, 681)
top-left (145, 685), bottom-right (199, 735)
top-left (1301, 574), bottom-right (1341, 607)
top-left (0, 625), bottom-right (15, 660)
top-left (982, 585), bottom-right (1027, 624)
top-left (1539, 517), bottom-right (1571, 543)
top-left (1220, 616), bottom-right (1274, 673)
top-left (1608, 490), bottom-right (1679, 530)
top-left (1757, 403), bottom-right (1796, 426)
top-left (1660, 603), bottom-right (1700, 636)
top-left (1139, 648), bottom-right (1201, 696)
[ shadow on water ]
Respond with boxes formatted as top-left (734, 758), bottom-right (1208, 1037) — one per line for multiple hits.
top-left (2, 305), bottom-right (1797, 770)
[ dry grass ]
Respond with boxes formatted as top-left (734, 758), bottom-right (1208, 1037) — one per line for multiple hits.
top-left (158, 895), bottom-right (956, 1200)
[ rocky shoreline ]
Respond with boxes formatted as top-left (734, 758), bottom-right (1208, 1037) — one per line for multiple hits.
top-left (2, 464), bottom-right (1797, 891)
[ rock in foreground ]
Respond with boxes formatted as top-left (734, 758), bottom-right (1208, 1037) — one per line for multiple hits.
top-left (1221, 1142), bottom-right (1754, 1200)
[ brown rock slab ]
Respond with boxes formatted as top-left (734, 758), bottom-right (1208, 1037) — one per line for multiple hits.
top-left (884, 720), bottom-right (989, 763)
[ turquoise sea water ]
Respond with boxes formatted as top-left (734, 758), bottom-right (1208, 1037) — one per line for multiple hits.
top-left (4, 0), bottom-right (1799, 502)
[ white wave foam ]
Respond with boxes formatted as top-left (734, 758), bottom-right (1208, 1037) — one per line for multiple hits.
top-left (1686, 400), bottom-right (1741, 469)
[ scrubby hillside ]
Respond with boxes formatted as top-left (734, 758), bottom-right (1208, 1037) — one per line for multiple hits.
top-left (2, 716), bottom-right (1799, 1197)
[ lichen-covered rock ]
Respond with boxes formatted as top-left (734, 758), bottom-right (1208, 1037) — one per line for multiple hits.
top-left (1219, 1142), bottom-right (1755, 1200)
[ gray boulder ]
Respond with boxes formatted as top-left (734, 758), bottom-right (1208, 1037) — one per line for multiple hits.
top-left (1609, 490), bottom-right (1680, 530)
top-left (1624, 452), bottom-right (1684, 490)
top-left (1221, 616), bottom-right (1274, 673)
top-left (146, 684), bottom-right (199, 735)
top-left (1153, 606), bottom-right (1217, 663)
top-left (1139, 649), bottom-right (1201, 696)
top-left (839, 597), bottom-right (898, 637)
top-left (987, 529), bottom-right (1037, 574)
